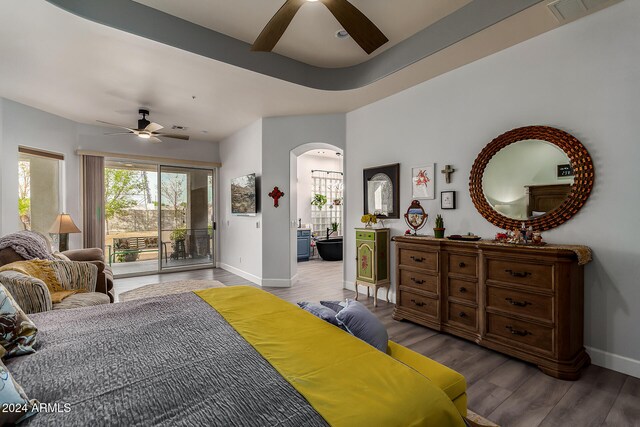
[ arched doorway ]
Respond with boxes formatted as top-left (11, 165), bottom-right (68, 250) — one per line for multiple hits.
top-left (289, 143), bottom-right (344, 286)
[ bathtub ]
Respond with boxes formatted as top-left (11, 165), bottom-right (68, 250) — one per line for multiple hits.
top-left (316, 238), bottom-right (343, 261)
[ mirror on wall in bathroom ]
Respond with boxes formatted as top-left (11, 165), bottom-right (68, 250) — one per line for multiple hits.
top-left (363, 163), bottom-right (400, 219)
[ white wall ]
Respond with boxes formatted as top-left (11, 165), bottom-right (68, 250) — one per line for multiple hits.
top-left (0, 99), bottom-right (4, 234)
top-left (296, 153), bottom-right (342, 228)
top-left (262, 115), bottom-right (346, 286)
top-left (0, 99), bottom-right (220, 249)
top-left (345, 0), bottom-right (640, 377)
top-left (218, 119), bottom-right (263, 284)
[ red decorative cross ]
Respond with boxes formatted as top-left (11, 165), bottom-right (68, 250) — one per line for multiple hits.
top-left (268, 186), bottom-right (285, 208)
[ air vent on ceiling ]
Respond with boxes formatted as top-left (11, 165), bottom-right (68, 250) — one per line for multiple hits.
top-left (171, 125), bottom-right (188, 131)
top-left (547, 0), bottom-right (611, 22)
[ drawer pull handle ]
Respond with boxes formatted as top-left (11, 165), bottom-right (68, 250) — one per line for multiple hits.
top-left (458, 311), bottom-right (468, 318)
top-left (505, 297), bottom-right (531, 307)
top-left (410, 299), bottom-right (425, 307)
top-left (505, 269), bottom-right (532, 278)
top-left (411, 277), bottom-right (425, 285)
top-left (458, 262), bottom-right (466, 268)
top-left (410, 256), bottom-right (425, 262)
top-left (459, 287), bottom-right (467, 293)
top-left (506, 325), bottom-right (530, 337)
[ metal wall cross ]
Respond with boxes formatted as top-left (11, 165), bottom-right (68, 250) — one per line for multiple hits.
top-left (441, 165), bottom-right (456, 184)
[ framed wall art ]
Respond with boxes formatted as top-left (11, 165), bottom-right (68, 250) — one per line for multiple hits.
top-left (441, 191), bottom-right (456, 209)
top-left (363, 163), bottom-right (400, 218)
top-left (412, 165), bottom-right (435, 199)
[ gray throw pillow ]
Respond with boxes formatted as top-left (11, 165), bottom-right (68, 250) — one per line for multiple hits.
top-left (320, 300), bottom-right (346, 313)
top-left (297, 302), bottom-right (341, 327)
top-left (335, 299), bottom-right (388, 352)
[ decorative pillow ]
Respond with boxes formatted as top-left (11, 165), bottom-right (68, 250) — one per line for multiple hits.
top-left (320, 300), bottom-right (346, 313)
top-left (297, 302), bottom-right (341, 327)
top-left (0, 284), bottom-right (37, 358)
top-left (51, 252), bottom-right (70, 261)
top-left (335, 300), bottom-right (388, 352)
top-left (0, 358), bottom-right (38, 425)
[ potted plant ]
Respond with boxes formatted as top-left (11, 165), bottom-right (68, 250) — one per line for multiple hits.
top-left (311, 194), bottom-right (328, 210)
top-left (434, 214), bottom-right (445, 238)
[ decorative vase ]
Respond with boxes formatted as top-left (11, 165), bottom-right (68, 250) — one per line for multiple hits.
top-left (433, 228), bottom-right (445, 238)
top-left (365, 222), bottom-right (373, 229)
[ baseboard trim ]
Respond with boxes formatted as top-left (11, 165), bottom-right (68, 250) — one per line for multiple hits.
top-left (261, 278), bottom-right (292, 288)
top-left (217, 263), bottom-right (262, 286)
top-left (587, 346), bottom-right (640, 378)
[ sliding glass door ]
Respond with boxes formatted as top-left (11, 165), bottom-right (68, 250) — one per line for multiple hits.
top-left (159, 165), bottom-right (214, 271)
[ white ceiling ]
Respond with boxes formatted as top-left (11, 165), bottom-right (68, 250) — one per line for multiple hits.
top-left (0, 1), bottom-right (621, 143)
top-left (132, 0), bottom-right (472, 68)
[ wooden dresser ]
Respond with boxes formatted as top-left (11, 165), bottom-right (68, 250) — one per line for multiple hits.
top-left (392, 236), bottom-right (590, 380)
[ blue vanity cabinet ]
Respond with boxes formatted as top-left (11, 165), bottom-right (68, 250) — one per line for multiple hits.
top-left (297, 229), bottom-right (311, 261)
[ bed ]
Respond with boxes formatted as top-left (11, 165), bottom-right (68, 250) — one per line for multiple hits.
top-left (7, 286), bottom-right (467, 426)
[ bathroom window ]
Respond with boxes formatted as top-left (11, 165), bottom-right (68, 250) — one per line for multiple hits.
top-left (311, 170), bottom-right (343, 236)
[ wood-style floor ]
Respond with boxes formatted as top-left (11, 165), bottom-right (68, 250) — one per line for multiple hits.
top-left (115, 261), bottom-right (640, 427)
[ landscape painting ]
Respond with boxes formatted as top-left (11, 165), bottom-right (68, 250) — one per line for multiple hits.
top-left (231, 173), bottom-right (257, 215)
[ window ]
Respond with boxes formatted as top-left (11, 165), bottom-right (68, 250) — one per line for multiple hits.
top-left (18, 147), bottom-right (64, 235)
top-left (311, 170), bottom-right (343, 236)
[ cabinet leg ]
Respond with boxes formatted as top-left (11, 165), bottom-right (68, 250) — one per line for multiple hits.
top-left (385, 286), bottom-right (390, 303)
top-left (373, 287), bottom-right (378, 307)
top-left (354, 283), bottom-right (359, 300)
top-left (367, 287), bottom-right (370, 298)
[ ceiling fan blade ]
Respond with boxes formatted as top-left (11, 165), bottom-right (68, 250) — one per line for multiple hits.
top-left (319, 0), bottom-right (388, 54)
top-left (155, 133), bottom-right (190, 141)
top-left (96, 120), bottom-right (138, 133)
top-left (145, 122), bottom-right (163, 132)
top-left (252, 0), bottom-right (306, 52)
top-left (149, 136), bottom-right (162, 144)
top-left (104, 132), bottom-right (134, 135)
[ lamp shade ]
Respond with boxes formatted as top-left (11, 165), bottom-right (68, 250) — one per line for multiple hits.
top-left (48, 213), bottom-right (81, 234)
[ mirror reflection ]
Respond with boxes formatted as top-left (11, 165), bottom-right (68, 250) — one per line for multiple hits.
top-left (367, 173), bottom-right (393, 216)
top-left (483, 139), bottom-right (574, 220)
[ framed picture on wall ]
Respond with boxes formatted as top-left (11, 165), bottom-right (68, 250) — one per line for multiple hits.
top-left (412, 165), bottom-right (435, 199)
top-left (441, 191), bottom-right (456, 209)
top-left (363, 163), bottom-right (400, 218)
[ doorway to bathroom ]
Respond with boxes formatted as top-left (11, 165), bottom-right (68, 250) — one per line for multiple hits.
top-left (293, 148), bottom-right (344, 287)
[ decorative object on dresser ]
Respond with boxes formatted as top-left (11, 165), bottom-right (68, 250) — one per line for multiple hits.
top-left (469, 125), bottom-right (594, 231)
top-left (363, 163), bottom-right (400, 218)
top-left (433, 215), bottom-right (445, 238)
top-left (392, 236), bottom-right (591, 380)
top-left (441, 191), bottom-right (456, 209)
top-left (411, 165), bottom-right (435, 199)
top-left (354, 228), bottom-right (390, 307)
top-left (360, 213), bottom-right (377, 229)
top-left (404, 200), bottom-right (427, 235)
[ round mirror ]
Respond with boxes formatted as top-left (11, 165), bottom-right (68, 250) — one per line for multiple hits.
top-left (404, 200), bottom-right (427, 235)
top-left (483, 139), bottom-right (574, 220)
top-left (470, 126), bottom-right (594, 231)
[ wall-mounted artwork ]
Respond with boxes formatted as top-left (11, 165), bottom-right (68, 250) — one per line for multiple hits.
top-left (441, 191), bottom-right (456, 209)
top-left (412, 165), bottom-right (435, 199)
top-left (363, 163), bottom-right (400, 219)
top-left (231, 173), bottom-right (257, 216)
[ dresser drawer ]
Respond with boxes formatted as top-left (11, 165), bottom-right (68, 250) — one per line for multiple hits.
top-left (447, 302), bottom-right (477, 330)
top-left (356, 230), bottom-right (375, 241)
top-left (487, 313), bottom-right (553, 353)
top-left (400, 290), bottom-right (438, 317)
top-left (487, 259), bottom-right (553, 289)
top-left (399, 248), bottom-right (438, 271)
top-left (448, 254), bottom-right (477, 278)
top-left (399, 269), bottom-right (437, 294)
top-left (487, 286), bottom-right (552, 322)
top-left (447, 278), bottom-right (477, 303)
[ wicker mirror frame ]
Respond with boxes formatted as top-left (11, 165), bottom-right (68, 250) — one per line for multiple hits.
top-left (469, 126), bottom-right (594, 231)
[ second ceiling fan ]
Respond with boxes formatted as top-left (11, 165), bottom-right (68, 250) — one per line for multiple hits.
top-left (252, 0), bottom-right (388, 55)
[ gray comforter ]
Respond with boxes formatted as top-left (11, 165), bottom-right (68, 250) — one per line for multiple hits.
top-left (6, 293), bottom-right (327, 426)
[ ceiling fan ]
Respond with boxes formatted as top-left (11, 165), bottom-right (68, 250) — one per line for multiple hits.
top-left (252, 0), bottom-right (388, 55)
top-left (97, 109), bottom-right (190, 143)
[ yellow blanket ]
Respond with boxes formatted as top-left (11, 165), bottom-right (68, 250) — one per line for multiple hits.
top-left (0, 260), bottom-right (77, 303)
top-left (195, 286), bottom-right (464, 427)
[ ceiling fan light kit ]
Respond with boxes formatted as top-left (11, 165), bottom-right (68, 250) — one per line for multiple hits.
top-left (252, 0), bottom-right (388, 54)
top-left (97, 109), bottom-right (190, 143)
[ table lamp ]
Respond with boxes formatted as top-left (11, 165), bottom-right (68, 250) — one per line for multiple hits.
top-left (49, 213), bottom-right (81, 252)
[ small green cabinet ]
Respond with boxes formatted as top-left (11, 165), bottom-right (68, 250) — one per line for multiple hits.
top-left (355, 228), bottom-right (390, 307)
